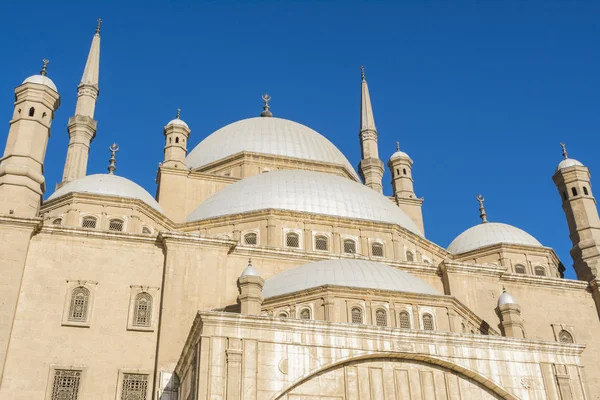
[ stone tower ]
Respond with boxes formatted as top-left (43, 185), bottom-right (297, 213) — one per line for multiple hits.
top-left (59, 20), bottom-right (101, 186)
top-left (0, 60), bottom-right (60, 217)
top-left (358, 66), bottom-right (384, 193)
top-left (553, 143), bottom-right (600, 282)
top-left (388, 142), bottom-right (424, 234)
top-left (162, 109), bottom-right (191, 169)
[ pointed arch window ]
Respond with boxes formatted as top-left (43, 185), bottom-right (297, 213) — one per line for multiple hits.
top-left (299, 308), bottom-right (311, 320)
top-left (351, 307), bottom-right (363, 324)
top-left (278, 312), bottom-right (289, 318)
top-left (315, 235), bottom-right (329, 251)
top-left (584, 186), bottom-right (589, 195)
top-left (371, 242), bottom-right (384, 257)
top-left (422, 313), bottom-right (434, 330)
top-left (572, 187), bottom-right (578, 196)
top-left (558, 330), bottom-right (574, 343)
top-left (142, 226), bottom-right (152, 235)
top-left (68, 287), bottom-right (90, 322)
top-left (343, 239), bottom-right (356, 254)
top-left (133, 292), bottom-right (153, 327)
top-left (286, 232), bottom-right (300, 248)
top-left (52, 218), bottom-right (62, 225)
top-left (398, 311), bottom-right (411, 329)
top-left (375, 309), bottom-right (387, 326)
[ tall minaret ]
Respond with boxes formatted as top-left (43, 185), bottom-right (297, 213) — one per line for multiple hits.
top-left (553, 143), bottom-right (600, 282)
top-left (358, 66), bottom-right (384, 193)
top-left (59, 19), bottom-right (101, 186)
top-left (0, 60), bottom-right (61, 217)
top-left (163, 109), bottom-right (191, 169)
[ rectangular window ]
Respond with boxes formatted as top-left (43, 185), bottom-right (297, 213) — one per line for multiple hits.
top-left (51, 370), bottom-right (81, 400)
top-left (121, 373), bottom-right (148, 400)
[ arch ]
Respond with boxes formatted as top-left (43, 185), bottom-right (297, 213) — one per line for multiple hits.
top-left (299, 308), bottom-right (311, 320)
top-left (398, 311), bottom-right (411, 329)
top-left (244, 232), bottom-right (257, 245)
top-left (558, 329), bottom-right (574, 343)
top-left (343, 239), bottom-right (356, 254)
top-left (403, 168), bottom-right (407, 175)
top-left (583, 186), bottom-right (589, 195)
top-left (406, 251), bottom-right (414, 262)
top-left (68, 287), bottom-right (90, 322)
top-left (271, 352), bottom-right (518, 400)
top-left (142, 226), bottom-right (152, 235)
top-left (175, 137), bottom-right (179, 143)
top-left (133, 292), bottom-right (153, 327)
top-left (572, 187), bottom-right (578, 196)
top-left (422, 313), bottom-right (434, 330)
top-left (396, 168), bottom-right (399, 176)
top-left (375, 308), bottom-right (387, 326)
top-left (52, 218), bottom-right (62, 225)
top-left (286, 232), bottom-right (300, 248)
top-left (81, 216), bottom-right (97, 229)
top-left (534, 266), bottom-right (546, 277)
top-left (371, 242), bottom-right (384, 258)
top-left (109, 219), bottom-right (124, 232)
top-left (277, 311), bottom-right (289, 318)
top-left (314, 235), bottom-right (328, 251)
top-left (514, 264), bottom-right (526, 274)
top-left (351, 307), bottom-right (363, 324)
top-left (28, 107), bottom-right (35, 117)
top-left (169, 137), bottom-right (172, 144)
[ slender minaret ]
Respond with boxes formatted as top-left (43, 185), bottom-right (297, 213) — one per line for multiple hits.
top-left (59, 19), bottom-right (101, 186)
top-left (163, 109), bottom-right (191, 169)
top-left (553, 143), bottom-right (600, 282)
top-left (358, 66), bottom-right (384, 193)
top-left (0, 60), bottom-right (61, 217)
top-left (388, 142), bottom-right (424, 233)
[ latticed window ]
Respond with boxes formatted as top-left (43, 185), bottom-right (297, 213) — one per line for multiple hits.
top-left (315, 235), bottom-right (328, 251)
top-left (514, 264), bottom-right (526, 274)
top-left (375, 309), bottom-right (387, 326)
top-left (109, 219), bottom-right (124, 232)
top-left (534, 266), bottom-right (546, 277)
top-left (343, 239), bottom-right (356, 254)
top-left (142, 227), bottom-right (151, 235)
top-left (286, 232), bottom-right (300, 248)
top-left (52, 218), bottom-right (62, 225)
top-left (422, 313), bottom-right (434, 330)
top-left (51, 369), bottom-right (81, 400)
top-left (371, 243), bottom-right (384, 257)
top-left (81, 216), bottom-right (97, 229)
top-left (558, 330), bottom-right (574, 343)
top-left (398, 311), bottom-right (411, 329)
top-left (121, 373), bottom-right (148, 400)
top-left (133, 292), bottom-right (153, 327)
top-left (351, 307), bottom-right (363, 324)
top-left (406, 251), bottom-right (414, 262)
top-left (68, 287), bottom-right (90, 322)
top-left (300, 308), bottom-right (311, 320)
top-left (244, 232), bottom-right (257, 245)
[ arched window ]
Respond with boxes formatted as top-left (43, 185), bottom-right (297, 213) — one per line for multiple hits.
top-left (42, 112), bottom-right (47, 119)
top-left (396, 169), bottom-right (400, 176)
top-left (584, 186), bottom-right (589, 195)
top-left (422, 313), bottom-right (434, 330)
top-left (109, 219), bottom-right (124, 232)
top-left (299, 308), bottom-right (311, 320)
top-left (315, 235), bottom-right (329, 251)
top-left (343, 239), bottom-right (356, 254)
top-left (371, 242), bottom-right (384, 257)
top-left (81, 216), bottom-right (97, 229)
top-left (534, 266), bottom-right (546, 277)
top-left (286, 232), bottom-right (300, 248)
top-left (406, 251), bottom-right (414, 262)
top-left (375, 309), bottom-right (387, 326)
top-left (244, 232), bottom-right (257, 245)
top-left (278, 312), bottom-right (288, 318)
top-left (572, 187), bottom-right (578, 196)
top-left (351, 307), bottom-right (363, 324)
top-left (562, 191), bottom-right (568, 200)
top-left (398, 311), bottom-right (411, 329)
top-left (403, 168), bottom-right (407, 175)
top-left (68, 287), bottom-right (90, 322)
top-left (175, 137), bottom-right (179, 143)
top-left (28, 107), bottom-right (35, 117)
top-left (558, 330), bottom-right (574, 343)
top-left (52, 218), bottom-right (62, 225)
top-left (142, 226), bottom-right (152, 235)
top-left (514, 264), bottom-right (526, 274)
top-left (133, 292), bottom-right (153, 327)
top-left (169, 137), bottom-right (172, 143)
top-left (461, 322), bottom-right (467, 333)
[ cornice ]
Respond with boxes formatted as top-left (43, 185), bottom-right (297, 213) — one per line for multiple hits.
top-left (452, 242), bottom-right (560, 265)
top-left (158, 231), bottom-right (237, 250)
top-left (158, 166), bottom-right (240, 184)
top-left (39, 225), bottom-right (164, 246)
top-left (0, 215), bottom-right (43, 231)
top-left (500, 272), bottom-right (589, 291)
top-left (439, 261), bottom-right (507, 278)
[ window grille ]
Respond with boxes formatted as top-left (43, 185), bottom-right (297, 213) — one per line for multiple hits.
top-left (351, 307), bottom-right (362, 324)
top-left (133, 292), bottom-right (153, 327)
top-left (514, 264), bottom-right (526, 274)
top-left (398, 311), bottom-right (411, 329)
top-left (68, 287), bottom-right (90, 322)
top-left (422, 313), bottom-right (434, 330)
top-left (406, 251), bottom-right (414, 262)
top-left (299, 309), bottom-right (311, 320)
top-left (371, 243), bottom-right (384, 257)
top-left (81, 216), bottom-right (97, 229)
top-left (375, 309), bottom-right (387, 326)
top-left (244, 233), bottom-right (257, 245)
top-left (109, 219), bottom-right (124, 232)
top-left (558, 330), bottom-right (574, 343)
top-left (286, 233), bottom-right (300, 248)
top-left (51, 369), bottom-right (81, 400)
top-left (315, 235), bottom-right (328, 251)
top-left (52, 218), bottom-right (62, 225)
top-left (121, 373), bottom-right (148, 400)
top-left (343, 239), bottom-right (356, 254)
top-left (142, 227), bottom-right (151, 235)
top-left (534, 266), bottom-right (546, 277)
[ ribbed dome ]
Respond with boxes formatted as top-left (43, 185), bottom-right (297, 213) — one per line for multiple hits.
top-left (262, 259), bottom-right (438, 298)
top-left (22, 75), bottom-right (58, 92)
top-left (47, 174), bottom-right (163, 213)
top-left (186, 117), bottom-right (358, 179)
top-left (186, 170), bottom-right (422, 235)
top-left (447, 222), bottom-right (542, 254)
top-left (556, 158), bottom-right (584, 171)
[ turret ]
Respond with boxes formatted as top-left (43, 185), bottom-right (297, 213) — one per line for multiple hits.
top-left (0, 60), bottom-right (61, 217)
top-left (497, 288), bottom-right (526, 338)
top-left (162, 109), bottom-right (191, 169)
top-left (237, 259), bottom-right (264, 315)
top-left (388, 142), bottom-right (424, 234)
top-left (358, 66), bottom-right (384, 193)
top-left (552, 143), bottom-right (600, 282)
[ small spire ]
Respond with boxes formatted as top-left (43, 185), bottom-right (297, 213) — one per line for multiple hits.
top-left (360, 65), bottom-right (365, 82)
top-left (502, 286), bottom-right (507, 293)
top-left (560, 142), bottom-right (568, 159)
top-left (248, 258), bottom-right (252, 266)
top-left (107, 143), bottom-right (119, 175)
top-left (396, 141), bottom-right (400, 152)
top-left (176, 108), bottom-right (181, 119)
top-left (96, 18), bottom-right (102, 34)
top-left (40, 59), bottom-right (49, 76)
top-left (476, 194), bottom-right (488, 224)
top-left (260, 94), bottom-right (273, 117)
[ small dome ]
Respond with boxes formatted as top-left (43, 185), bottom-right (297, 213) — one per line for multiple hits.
top-left (47, 174), bottom-right (163, 213)
top-left (498, 291), bottom-right (517, 307)
top-left (186, 170), bottom-right (422, 235)
top-left (557, 158), bottom-right (584, 171)
top-left (241, 264), bottom-right (259, 277)
top-left (166, 118), bottom-right (189, 129)
top-left (262, 259), bottom-right (438, 298)
top-left (447, 222), bottom-right (542, 254)
top-left (390, 150), bottom-right (410, 161)
top-left (22, 75), bottom-right (58, 92)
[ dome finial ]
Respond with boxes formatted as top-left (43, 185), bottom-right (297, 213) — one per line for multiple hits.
top-left (40, 59), bottom-right (49, 76)
top-left (261, 94), bottom-right (272, 117)
top-left (176, 108), bottom-right (181, 119)
top-left (360, 65), bottom-right (366, 82)
top-left (107, 143), bottom-right (119, 175)
top-left (560, 142), bottom-right (568, 159)
top-left (96, 18), bottom-right (102, 34)
top-left (396, 141), bottom-right (400, 152)
top-left (476, 194), bottom-right (488, 224)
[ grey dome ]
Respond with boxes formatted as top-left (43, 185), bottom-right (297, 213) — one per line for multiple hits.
top-left (390, 150), bottom-right (410, 161)
top-left (166, 118), bottom-right (189, 129)
top-left (47, 174), bottom-right (163, 213)
top-left (498, 291), bottom-right (517, 306)
top-left (22, 75), bottom-right (58, 92)
top-left (186, 170), bottom-right (422, 235)
top-left (186, 117), bottom-right (358, 179)
top-left (556, 158), bottom-right (584, 171)
top-left (262, 259), bottom-right (438, 298)
top-left (447, 222), bottom-right (542, 254)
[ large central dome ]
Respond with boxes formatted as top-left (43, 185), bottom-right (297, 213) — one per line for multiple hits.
top-left (186, 117), bottom-right (359, 179)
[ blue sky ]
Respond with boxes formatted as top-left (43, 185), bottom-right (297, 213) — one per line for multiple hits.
top-left (0, 1), bottom-right (598, 279)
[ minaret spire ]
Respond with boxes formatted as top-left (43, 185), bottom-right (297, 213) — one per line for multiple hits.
top-left (477, 194), bottom-right (488, 224)
top-left (358, 66), bottom-right (384, 193)
top-left (80, 18), bottom-right (101, 90)
top-left (560, 142), bottom-right (568, 159)
top-left (107, 143), bottom-right (119, 175)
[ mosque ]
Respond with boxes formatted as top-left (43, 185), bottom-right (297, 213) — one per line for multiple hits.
top-left (0, 22), bottom-right (599, 400)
